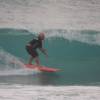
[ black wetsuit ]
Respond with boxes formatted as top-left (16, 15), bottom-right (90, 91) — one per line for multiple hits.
top-left (26, 39), bottom-right (42, 57)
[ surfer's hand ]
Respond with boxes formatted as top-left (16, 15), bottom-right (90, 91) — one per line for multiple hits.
top-left (39, 48), bottom-right (48, 57)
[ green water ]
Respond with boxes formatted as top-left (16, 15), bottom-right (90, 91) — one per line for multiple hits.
top-left (0, 28), bottom-right (100, 85)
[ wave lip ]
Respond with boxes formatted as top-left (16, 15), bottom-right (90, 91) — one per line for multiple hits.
top-left (45, 29), bottom-right (100, 45)
top-left (1, 28), bottom-right (100, 45)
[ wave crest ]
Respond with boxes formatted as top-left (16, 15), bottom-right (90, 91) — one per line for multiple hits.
top-left (44, 29), bottom-right (100, 45)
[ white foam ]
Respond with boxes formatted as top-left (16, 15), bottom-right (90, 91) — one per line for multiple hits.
top-left (44, 30), bottom-right (100, 45)
top-left (0, 0), bottom-right (100, 31)
top-left (0, 69), bottom-right (34, 76)
top-left (0, 84), bottom-right (100, 100)
top-left (0, 49), bottom-right (40, 76)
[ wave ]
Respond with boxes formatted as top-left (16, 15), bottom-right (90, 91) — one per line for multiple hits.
top-left (0, 30), bottom-right (100, 84)
top-left (0, 28), bottom-right (33, 35)
top-left (0, 49), bottom-right (39, 76)
top-left (1, 28), bottom-right (100, 46)
top-left (0, 84), bottom-right (100, 100)
top-left (45, 29), bottom-right (100, 45)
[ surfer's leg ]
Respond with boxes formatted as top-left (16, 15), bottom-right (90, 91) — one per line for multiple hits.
top-left (34, 56), bottom-right (40, 66)
top-left (28, 56), bottom-right (33, 64)
top-left (26, 46), bottom-right (38, 64)
top-left (26, 46), bottom-right (34, 64)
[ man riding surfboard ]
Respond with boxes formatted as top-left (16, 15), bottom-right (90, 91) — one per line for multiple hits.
top-left (25, 32), bottom-right (48, 66)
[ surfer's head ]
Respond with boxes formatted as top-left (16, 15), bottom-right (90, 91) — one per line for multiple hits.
top-left (38, 32), bottom-right (45, 40)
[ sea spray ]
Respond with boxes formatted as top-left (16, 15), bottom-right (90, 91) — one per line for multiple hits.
top-left (0, 49), bottom-right (37, 76)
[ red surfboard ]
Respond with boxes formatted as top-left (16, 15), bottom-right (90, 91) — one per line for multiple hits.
top-left (24, 64), bottom-right (60, 72)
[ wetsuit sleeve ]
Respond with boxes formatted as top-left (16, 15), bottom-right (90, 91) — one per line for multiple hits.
top-left (29, 39), bottom-right (36, 45)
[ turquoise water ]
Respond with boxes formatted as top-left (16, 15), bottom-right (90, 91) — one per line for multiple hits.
top-left (0, 28), bottom-right (100, 85)
top-left (1, 0), bottom-right (100, 99)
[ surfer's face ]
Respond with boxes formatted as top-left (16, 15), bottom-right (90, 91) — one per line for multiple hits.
top-left (38, 32), bottom-right (45, 40)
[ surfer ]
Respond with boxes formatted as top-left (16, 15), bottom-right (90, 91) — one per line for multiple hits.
top-left (26, 32), bottom-right (48, 66)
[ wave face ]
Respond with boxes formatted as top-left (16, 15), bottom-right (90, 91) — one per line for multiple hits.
top-left (0, 28), bottom-right (100, 85)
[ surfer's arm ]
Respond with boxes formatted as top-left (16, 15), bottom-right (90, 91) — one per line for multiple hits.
top-left (39, 48), bottom-right (48, 57)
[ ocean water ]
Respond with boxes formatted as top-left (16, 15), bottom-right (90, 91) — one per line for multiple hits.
top-left (0, 28), bottom-right (100, 100)
top-left (0, 0), bottom-right (100, 100)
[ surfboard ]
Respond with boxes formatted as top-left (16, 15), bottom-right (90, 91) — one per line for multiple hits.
top-left (24, 64), bottom-right (60, 72)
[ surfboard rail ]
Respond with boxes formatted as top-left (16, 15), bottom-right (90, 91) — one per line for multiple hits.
top-left (24, 64), bottom-right (60, 72)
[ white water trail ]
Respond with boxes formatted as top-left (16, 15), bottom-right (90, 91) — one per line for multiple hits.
top-left (0, 49), bottom-right (38, 76)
